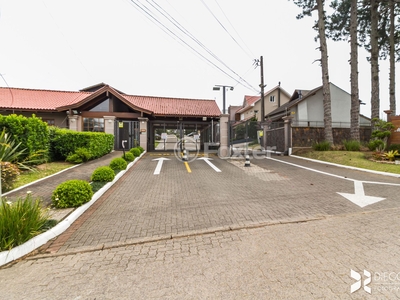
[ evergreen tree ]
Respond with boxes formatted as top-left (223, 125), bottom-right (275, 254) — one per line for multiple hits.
top-left (292, 0), bottom-right (334, 144)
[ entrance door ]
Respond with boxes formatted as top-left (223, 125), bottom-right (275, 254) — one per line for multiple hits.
top-left (114, 121), bottom-right (140, 150)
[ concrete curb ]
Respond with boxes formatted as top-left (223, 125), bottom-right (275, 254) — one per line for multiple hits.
top-left (0, 151), bottom-right (146, 267)
top-left (290, 154), bottom-right (400, 178)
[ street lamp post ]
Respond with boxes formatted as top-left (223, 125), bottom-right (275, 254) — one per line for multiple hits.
top-left (213, 85), bottom-right (234, 114)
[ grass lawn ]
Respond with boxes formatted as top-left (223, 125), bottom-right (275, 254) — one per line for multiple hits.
top-left (295, 150), bottom-right (400, 175)
top-left (13, 162), bottom-right (74, 189)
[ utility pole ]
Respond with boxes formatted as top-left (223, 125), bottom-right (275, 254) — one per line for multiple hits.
top-left (259, 56), bottom-right (265, 122)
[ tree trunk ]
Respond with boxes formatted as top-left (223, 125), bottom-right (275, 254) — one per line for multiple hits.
top-left (350, 0), bottom-right (360, 140)
top-left (317, 0), bottom-right (333, 144)
top-left (389, 0), bottom-right (396, 115)
top-left (370, 0), bottom-right (380, 120)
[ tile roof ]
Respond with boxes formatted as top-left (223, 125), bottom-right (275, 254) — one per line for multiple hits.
top-left (0, 85), bottom-right (221, 117)
top-left (123, 95), bottom-right (221, 117)
top-left (0, 87), bottom-right (90, 111)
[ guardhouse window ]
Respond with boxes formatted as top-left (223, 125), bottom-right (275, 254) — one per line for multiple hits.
top-left (90, 99), bottom-right (110, 112)
top-left (42, 119), bottom-right (55, 126)
top-left (83, 118), bottom-right (104, 132)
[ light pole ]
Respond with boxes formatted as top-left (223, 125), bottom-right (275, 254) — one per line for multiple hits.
top-left (213, 85), bottom-right (234, 114)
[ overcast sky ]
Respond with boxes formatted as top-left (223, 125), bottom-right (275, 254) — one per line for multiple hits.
top-left (0, 0), bottom-right (397, 118)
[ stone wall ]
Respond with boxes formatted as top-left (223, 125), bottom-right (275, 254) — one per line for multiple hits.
top-left (292, 127), bottom-right (371, 147)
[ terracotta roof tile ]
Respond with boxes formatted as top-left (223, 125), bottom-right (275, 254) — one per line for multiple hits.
top-left (0, 87), bottom-right (90, 111)
top-left (0, 86), bottom-right (221, 117)
top-left (123, 95), bottom-right (221, 117)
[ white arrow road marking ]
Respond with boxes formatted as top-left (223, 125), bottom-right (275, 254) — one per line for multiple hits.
top-left (152, 157), bottom-right (170, 175)
top-left (337, 181), bottom-right (386, 208)
top-left (197, 157), bottom-right (221, 172)
top-left (267, 157), bottom-right (400, 207)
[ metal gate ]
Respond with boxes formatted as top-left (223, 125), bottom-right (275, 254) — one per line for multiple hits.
top-left (114, 120), bottom-right (140, 150)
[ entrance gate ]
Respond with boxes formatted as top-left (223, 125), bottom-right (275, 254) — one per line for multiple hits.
top-left (148, 120), bottom-right (218, 152)
top-left (114, 120), bottom-right (140, 151)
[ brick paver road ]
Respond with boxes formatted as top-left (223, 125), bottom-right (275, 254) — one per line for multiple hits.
top-left (1, 153), bottom-right (400, 299)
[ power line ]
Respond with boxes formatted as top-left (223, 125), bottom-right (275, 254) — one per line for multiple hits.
top-left (214, 0), bottom-right (255, 59)
top-left (126, 0), bottom-right (259, 93)
top-left (146, 0), bottom-right (259, 93)
top-left (201, 0), bottom-right (254, 60)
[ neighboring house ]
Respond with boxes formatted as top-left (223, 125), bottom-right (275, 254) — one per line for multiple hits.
top-left (266, 82), bottom-right (370, 127)
top-left (264, 82), bottom-right (372, 151)
top-left (0, 83), bottom-right (221, 151)
top-left (234, 85), bottom-right (291, 122)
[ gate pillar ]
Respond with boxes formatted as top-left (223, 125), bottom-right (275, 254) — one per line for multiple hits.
top-left (282, 116), bottom-right (293, 155)
top-left (104, 116), bottom-right (116, 135)
top-left (138, 117), bottom-right (148, 151)
top-left (219, 114), bottom-right (229, 157)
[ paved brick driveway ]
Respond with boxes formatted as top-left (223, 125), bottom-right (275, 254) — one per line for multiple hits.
top-left (1, 153), bottom-right (400, 299)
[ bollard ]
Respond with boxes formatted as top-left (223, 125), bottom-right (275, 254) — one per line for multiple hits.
top-left (182, 149), bottom-right (188, 161)
top-left (244, 154), bottom-right (250, 167)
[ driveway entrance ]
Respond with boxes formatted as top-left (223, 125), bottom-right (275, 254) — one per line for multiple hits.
top-left (148, 119), bottom-right (219, 151)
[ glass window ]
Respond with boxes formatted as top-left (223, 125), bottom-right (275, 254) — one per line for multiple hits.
top-left (83, 118), bottom-right (104, 132)
top-left (42, 119), bottom-right (55, 126)
top-left (270, 95), bottom-right (275, 103)
top-left (90, 99), bottom-right (109, 112)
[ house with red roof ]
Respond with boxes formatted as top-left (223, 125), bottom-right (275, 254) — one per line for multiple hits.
top-left (233, 84), bottom-right (291, 123)
top-left (0, 83), bottom-right (221, 151)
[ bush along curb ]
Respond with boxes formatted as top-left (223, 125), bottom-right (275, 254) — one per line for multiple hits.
top-left (0, 151), bottom-right (146, 267)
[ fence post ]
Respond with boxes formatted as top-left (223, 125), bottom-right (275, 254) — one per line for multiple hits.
top-left (282, 116), bottom-right (293, 155)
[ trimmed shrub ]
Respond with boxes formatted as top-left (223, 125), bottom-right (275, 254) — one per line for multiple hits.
top-left (0, 114), bottom-right (49, 162)
top-left (49, 128), bottom-right (114, 161)
top-left (91, 166), bottom-right (115, 182)
top-left (0, 161), bottom-right (20, 193)
top-left (130, 147), bottom-right (141, 157)
top-left (368, 139), bottom-right (385, 151)
top-left (66, 147), bottom-right (92, 164)
top-left (0, 193), bottom-right (51, 251)
top-left (312, 141), bottom-right (331, 151)
top-left (388, 144), bottom-right (400, 152)
top-left (122, 152), bottom-right (135, 162)
top-left (137, 146), bottom-right (144, 153)
top-left (52, 180), bottom-right (93, 208)
top-left (343, 140), bottom-right (361, 151)
top-left (65, 153), bottom-right (83, 164)
top-left (109, 157), bottom-right (127, 171)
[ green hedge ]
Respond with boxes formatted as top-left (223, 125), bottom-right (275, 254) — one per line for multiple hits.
top-left (0, 114), bottom-right (49, 161)
top-left (49, 127), bottom-right (114, 160)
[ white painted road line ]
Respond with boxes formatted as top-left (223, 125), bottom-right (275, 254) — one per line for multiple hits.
top-left (267, 157), bottom-right (399, 208)
top-left (152, 157), bottom-right (170, 175)
top-left (197, 157), bottom-right (222, 172)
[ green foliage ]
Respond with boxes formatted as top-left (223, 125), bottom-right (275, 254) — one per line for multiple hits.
top-left (343, 140), bottom-right (361, 151)
top-left (129, 147), bottom-right (141, 157)
top-left (91, 166), bottom-right (115, 182)
top-left (371, 118), bottom-right (395, 141)
top-left (368, 139), bottom-right (385, 151)
top-left (0, 193), bottom-right (51, 251)
top-left (0, 114), bottom-right (49, 162)
top-left (52, 180), bottom-right (93, 208)
top-left (388, 144), bottom-right (400, 152)
top-left (91, 181), bottom-right (107, 194)
top-left (49, 128), bottom-right (113, 161)
top-left (384, 150), bottom-right (399, 161)
top-left (0, 161), bottom-right (20, 193)
top-left (312, 141), bottom-right (331, 151)
top-left (65, 153), bottom-right (83, 164)
top-left (137, 146), bottom-right (144, 153)
top-left (122, 152), bottom-right (135, 162)
top-left (109, 157), bottom-right (127, 171)
top-left (66, 147), bottom-right (92, 164)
